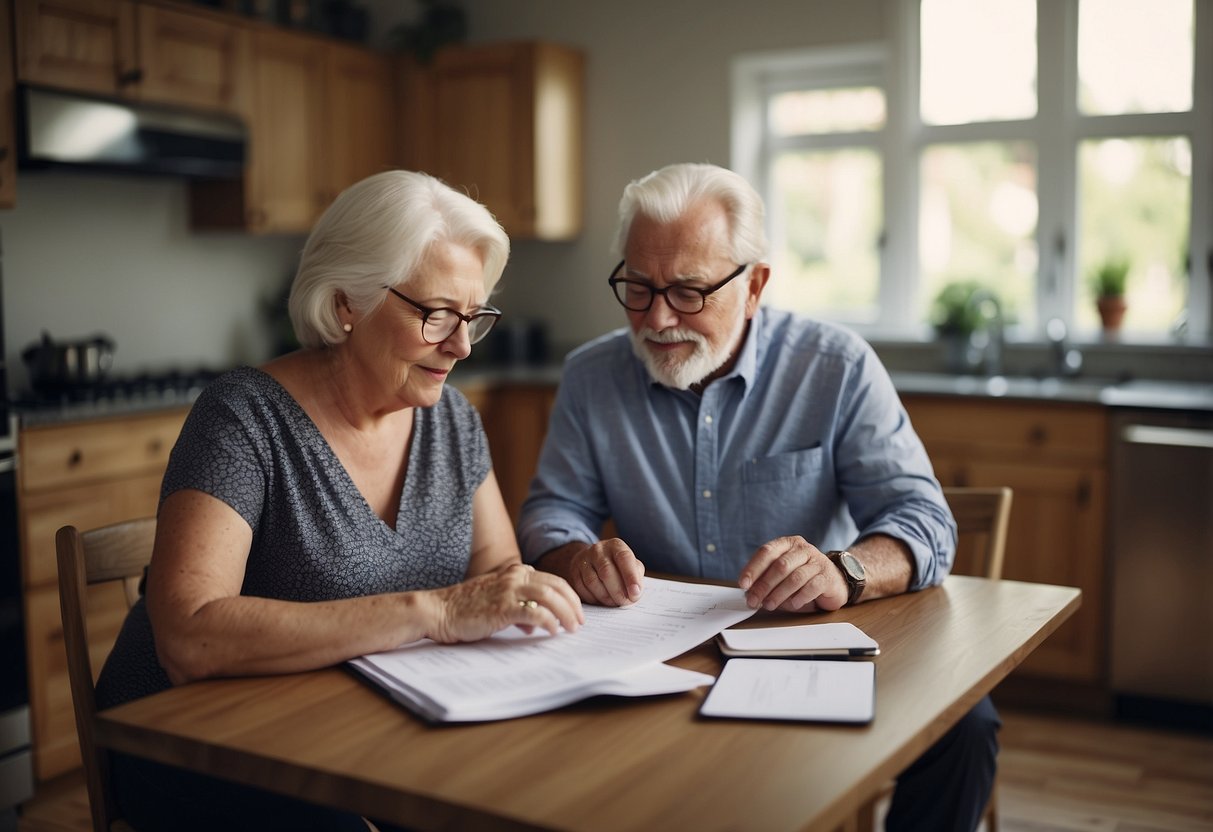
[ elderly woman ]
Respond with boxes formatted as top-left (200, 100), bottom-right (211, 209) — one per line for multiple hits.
top-left (95, 170), bottom-right (583, 830)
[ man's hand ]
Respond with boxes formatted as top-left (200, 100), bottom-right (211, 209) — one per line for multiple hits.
top-left (536, 539), bottom-right (645, 606)
top-left (738, 536), bottom-right (848, 612)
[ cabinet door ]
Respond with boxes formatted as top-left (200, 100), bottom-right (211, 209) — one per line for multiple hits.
top-left (1, 0), bottom-right (16, 208)
top-left (404, 44), bottom-right (534, 235)
top-left (476, 385), bottom-right (557, 523)
top-left (135, 4), bottom-right (250, 117)
top-left (15, 0), bottom-right (137, 95)
top-left (322, 43), bottom-right (395, 206)
top-left (245, 28), bottom-right (326, 233)
top-left (966, 461), bottom-right (1107, 683)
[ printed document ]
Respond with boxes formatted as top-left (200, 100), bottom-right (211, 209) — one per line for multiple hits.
top-left (351, 576), bottom-right (756, 722)
top-left (699, 658), bottom-right (876, 723)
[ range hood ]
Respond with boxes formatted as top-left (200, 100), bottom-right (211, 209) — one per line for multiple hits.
top-left (17, 86), bottom-right (246, 179)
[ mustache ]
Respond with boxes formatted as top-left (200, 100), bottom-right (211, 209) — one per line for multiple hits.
top-left (635, 327), bottom-right (707, 346)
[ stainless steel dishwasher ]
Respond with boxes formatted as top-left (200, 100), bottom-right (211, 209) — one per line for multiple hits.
top-left (1108, 407), bottom-right (1213, 719)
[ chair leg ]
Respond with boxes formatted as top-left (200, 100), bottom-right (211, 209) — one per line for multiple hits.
top-left (856, 795), bottom-right (878, 832)
top-left (984, 784), bottom-right (998, 832)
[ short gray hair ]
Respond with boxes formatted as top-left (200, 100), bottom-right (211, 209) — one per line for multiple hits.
top-left (611, 163), bottom-right (768, 264)
top-left (289, 170), bottom-right (510, 348)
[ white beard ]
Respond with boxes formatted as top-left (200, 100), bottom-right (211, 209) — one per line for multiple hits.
top-left (629, 309), bottom-right (748, 390)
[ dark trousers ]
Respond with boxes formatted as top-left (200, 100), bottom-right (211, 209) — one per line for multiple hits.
top-left (111, 752), bottom-right (411, 832)
top-left (885, 695), bottom-right (1002, 832)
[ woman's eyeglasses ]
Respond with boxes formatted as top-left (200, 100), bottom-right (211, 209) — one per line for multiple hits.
top-left (384, 287), bottom-right (502, 345)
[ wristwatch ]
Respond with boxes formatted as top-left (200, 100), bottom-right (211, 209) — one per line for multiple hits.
top-left (826, 550), bottom-right (866, 607)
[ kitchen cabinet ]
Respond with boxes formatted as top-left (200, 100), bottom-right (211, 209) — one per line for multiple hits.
top-left (321, 41), bottom-right (397, 207)
top-left (14, 0), bottom-right (249, 117)
top-left (460, 381), bottom-right (556, 523)
top-left (0, 0), bottom-right (15, 208)
top-left (17, 408), bottom-right (187, 781)
top-left (190, 28), bottom-right (396, 234)
top-left (398, 41), bottom-right (584, 241)
top-left (902, 396), bottom-right (1110, 688)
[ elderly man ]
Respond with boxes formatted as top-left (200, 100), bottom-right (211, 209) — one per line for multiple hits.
top-left (517, 162), bottom-right (999, 832)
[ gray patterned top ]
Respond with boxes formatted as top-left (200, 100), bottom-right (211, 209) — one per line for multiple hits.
top-left (96, 366), bottom-right (491, 708)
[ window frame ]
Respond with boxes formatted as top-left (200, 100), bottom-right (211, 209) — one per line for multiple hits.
top-left (731, 0), bottom-right (1213, 344)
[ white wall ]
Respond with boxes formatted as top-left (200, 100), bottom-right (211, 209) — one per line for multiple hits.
top-left (1, 172), bottom-right (304, 394)
top-left (371, 0), bottom-right (885, 352)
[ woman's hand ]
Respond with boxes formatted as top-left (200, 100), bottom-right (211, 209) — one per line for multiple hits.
top-left (427, 563), bottom-right (584, 643)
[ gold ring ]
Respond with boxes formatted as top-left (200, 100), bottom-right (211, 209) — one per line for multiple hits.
top-left (518, 599), bottom-right (538, 609)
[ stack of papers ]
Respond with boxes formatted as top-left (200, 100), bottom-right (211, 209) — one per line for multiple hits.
top-left (351, 576), bottom-right (756, 722)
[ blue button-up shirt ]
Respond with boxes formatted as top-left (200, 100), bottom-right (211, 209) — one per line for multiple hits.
top-left (517, 307), bottom-right (956, 589)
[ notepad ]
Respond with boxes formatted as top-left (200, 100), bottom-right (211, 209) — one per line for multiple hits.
top-left (717, 622), bottom-right (879, 658)
top-left (699, 658), bottom-right (876, 723)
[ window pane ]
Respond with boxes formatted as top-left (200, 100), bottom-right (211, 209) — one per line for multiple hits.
top-left (920, 0), bottom-right (1036, 125)
top-left (1076, 137), bottom-right (1190, 335)
top-left (1078, 0), bottom-right (1193, 115)
top-left (769, 87), bottom-right (886, 136)
top-left (919, 143), bottom-right (1038, 331)
top-left (766, 149), bottom-right (882, 322)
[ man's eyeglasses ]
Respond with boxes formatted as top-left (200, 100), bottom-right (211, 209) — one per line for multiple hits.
top-left (607, 261), bottom-right (749, 315)
top-left (384, 287), bottom-right (502, 345)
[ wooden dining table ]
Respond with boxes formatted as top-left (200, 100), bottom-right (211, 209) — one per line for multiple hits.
top-left (93, 575), bottom-right (1080, 832)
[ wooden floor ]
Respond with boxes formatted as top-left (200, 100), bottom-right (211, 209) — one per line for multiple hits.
top-left (16, 709), bottom-right (1213, 831)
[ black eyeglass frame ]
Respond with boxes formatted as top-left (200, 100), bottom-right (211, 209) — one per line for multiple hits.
top-left (607, 261), bottom-right (750, 314)
top-left (384, 286), bottom-right (503, 345)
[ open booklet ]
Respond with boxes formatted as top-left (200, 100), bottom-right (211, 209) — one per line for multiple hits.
top-left (350, 576), bottom-right (757, 722)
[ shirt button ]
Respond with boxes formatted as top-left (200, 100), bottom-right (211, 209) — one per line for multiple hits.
top-left (706, 543), bottom-right (717, 552)
top-left (702, 490), bottom-right (712, 498)
top-left (704, 415), bottom-right (714, 425)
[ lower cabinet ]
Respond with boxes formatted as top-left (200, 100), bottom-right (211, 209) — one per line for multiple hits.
top-left (903, 396), bottom-right (1110, 687)
top-left (461, 382), bottom-right (556, 523)
top-left (18, 409), bottom-right (187, 781)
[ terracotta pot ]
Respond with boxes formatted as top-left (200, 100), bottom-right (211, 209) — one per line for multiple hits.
top-left (1097, 295), bottom-right (1127, 332)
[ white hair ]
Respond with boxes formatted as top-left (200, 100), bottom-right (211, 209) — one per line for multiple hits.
top-left (289, 170), bottom-right (510, 349)
top-left (611, 163), bottom-right (768, 263)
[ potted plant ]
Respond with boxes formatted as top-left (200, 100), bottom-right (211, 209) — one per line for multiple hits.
top-left (930, 280), bottom-right (987, 372)
top-left (1091, 257), bottom-right (1130, 333)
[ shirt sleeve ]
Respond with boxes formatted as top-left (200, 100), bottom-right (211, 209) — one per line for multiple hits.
top-left (159, 381), bottom-right (269, 532)
top-left (516, 368), bottom-right (610, 562)
top-left (833, 346), bottom-right (957, 589)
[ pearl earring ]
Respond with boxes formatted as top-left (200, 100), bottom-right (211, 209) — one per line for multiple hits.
top-left (343, 323), bottom-right (353, 333)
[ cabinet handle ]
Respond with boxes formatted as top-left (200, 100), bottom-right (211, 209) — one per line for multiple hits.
top-left (118, 68), bottom-right (144, 86)
top-left (1076, 479), bottom-right (1091, 508)
top-left (68, 450), bottom-right (83, 468)
top-left (1028, 425), bottom-right (1048, 445)
top-left (148, 439), bottom-right (163, 455)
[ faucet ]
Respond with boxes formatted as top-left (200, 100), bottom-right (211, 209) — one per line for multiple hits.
top-left (965, 289), bottom-right (1004, 376)
top-left (1045, 317), bottom-right (1083, 378)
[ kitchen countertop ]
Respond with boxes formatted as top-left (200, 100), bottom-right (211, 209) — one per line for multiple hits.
top-left (14, 366), bottom-right (1211, 428)
top-left (889, 372), bottom-right (1213, 411)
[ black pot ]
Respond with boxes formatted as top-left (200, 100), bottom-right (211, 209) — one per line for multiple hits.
top-left (21, 330), bottom-right (116, 393)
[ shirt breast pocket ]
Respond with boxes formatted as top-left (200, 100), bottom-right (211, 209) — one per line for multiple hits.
top-left (740, 445), bottom-right (827, 550)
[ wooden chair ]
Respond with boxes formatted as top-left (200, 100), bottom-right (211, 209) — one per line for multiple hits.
top-left (858, 486), bottom-right (1012, 832)
top-left (56, 518), bottom-right (156, 832)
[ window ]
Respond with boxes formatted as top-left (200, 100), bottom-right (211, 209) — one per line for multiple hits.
top-left (732, 0), bottom-right (1211, 343)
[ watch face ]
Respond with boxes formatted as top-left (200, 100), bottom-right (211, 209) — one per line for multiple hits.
top-left (840, 552), bottom-right (865, 580)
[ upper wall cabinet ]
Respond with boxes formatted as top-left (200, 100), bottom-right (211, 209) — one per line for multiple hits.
top-left (1, 0), bottom-right (16, 208)
top-left (189, 28), bottom-right (396, 234)
top-left (399, 42), bottom-right (584, 241)
top-left (14, 0), bottom-right (249, 117)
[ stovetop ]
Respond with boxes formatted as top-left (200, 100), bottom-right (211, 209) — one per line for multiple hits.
top-left (13, 368), bottom-right (223, 427)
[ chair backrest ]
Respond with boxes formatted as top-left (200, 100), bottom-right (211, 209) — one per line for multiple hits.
top-left (56, 518), bottom-right (156, 832)
top-left (942, 486), bottom-right (1012, 580)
